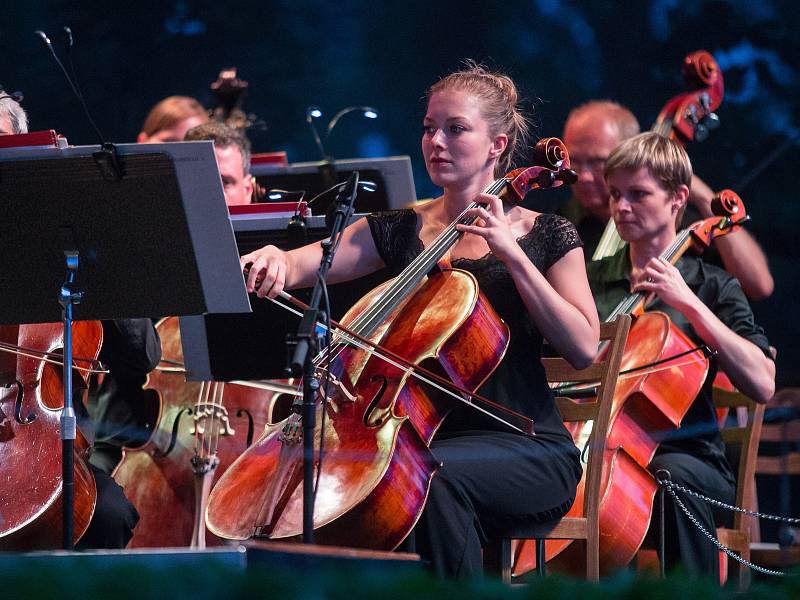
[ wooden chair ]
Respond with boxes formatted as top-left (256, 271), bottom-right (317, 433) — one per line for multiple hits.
top-left (750, 388), bottom-right (800, 570)
top-left (712, 387), bottom-right (765, 589)
top-left (483, 315), bottom-right (631, 582)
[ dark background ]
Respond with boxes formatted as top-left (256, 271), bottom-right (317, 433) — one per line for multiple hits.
top-left (3, 0), bottom-right (798, 386)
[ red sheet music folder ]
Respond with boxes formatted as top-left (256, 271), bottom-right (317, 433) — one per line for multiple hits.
top-left (0, 130), bottom-right (63, 149)
top-left (228, 201), bottom-right (309, 219)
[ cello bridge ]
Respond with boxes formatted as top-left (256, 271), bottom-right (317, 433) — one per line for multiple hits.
top-left (318, 372), bottom-right (357, 405)
top-left (190, 402), bottom-right (235, 437)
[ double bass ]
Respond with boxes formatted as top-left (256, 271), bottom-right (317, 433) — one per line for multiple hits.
top-left (112, 316), bottom-right (294, 548)
top-left (0, 321), bottom-right (103, 549)
top-left (205, 139), bottom-right (577, 547)
top-left (513, 190), bottom-right (749, 575)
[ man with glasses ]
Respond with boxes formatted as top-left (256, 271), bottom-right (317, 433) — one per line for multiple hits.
top-left (560, 101), bottom-right (640, 257)
top-left (559, 100), bottom-right (773, 300)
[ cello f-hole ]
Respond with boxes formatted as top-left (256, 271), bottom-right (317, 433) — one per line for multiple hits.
top-left (10, 381), bottom-right (36, 425)
top-left (235, 408), bottom-right (255, 447)
top-left (153, 407), bottom-right (191, 458)
top-left (363, 374), bottom-right (390, 428)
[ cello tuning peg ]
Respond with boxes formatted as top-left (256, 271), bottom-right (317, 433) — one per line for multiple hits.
top-left (534, 169), bottom-right (556, 189)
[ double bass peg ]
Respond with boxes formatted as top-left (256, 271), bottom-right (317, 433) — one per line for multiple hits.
top-left (700, 111), bottom-right (720, 132)
top-left (556, 167), bottom-right (578, 186)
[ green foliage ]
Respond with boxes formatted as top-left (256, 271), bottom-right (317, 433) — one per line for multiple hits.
top-left (2, 556), bottom-right (798, 599)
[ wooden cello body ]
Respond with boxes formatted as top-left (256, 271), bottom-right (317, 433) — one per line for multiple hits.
top-left (513, 193), bottom-right (750, 576)
top-left (513, 312), bottom-right (708, 574)
top-left (206, 269), bottom-right (509, 548)
top-left (0, 321), bottom-right (101, 550)
top-left (112, 317), bottom-right (285, 548)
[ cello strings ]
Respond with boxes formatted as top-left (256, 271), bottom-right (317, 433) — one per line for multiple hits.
top-left (307, 192), bottom-right (480, 367)
top-left (278, 288), bottom-right (525, 425)
top-left (311, 177), bottom-right (508, 374)
top-left (194, 382), bottom-right (205, 459)
top-left (270, 295), bottom-right (532, 436)
top-left (210, 382), bottom-right (225, 459)
top-left (338, 177), bottom-right (508, 342)
top-left (605, 228), bottom-right (693, 322)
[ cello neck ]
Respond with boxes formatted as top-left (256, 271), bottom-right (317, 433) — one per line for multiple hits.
top-left (344, 176), bottom-right (511, 340)
top-left (605, 227), bottom-right (695, 322)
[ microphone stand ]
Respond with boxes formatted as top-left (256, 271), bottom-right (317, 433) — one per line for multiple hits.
top-left (59, 250), bottom-right (83, 550)
top-left (289, 170), bottom-right (359, 544)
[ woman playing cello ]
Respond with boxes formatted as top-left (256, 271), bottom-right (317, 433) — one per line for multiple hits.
top-left (241, 62), bottom-right (599, 578)
top-left (587, 131), bottom-right (775, 576)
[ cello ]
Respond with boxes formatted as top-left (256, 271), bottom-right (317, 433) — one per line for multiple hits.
top-left (112, 316), bottom-right (295, 548)
top-left (205, 139), bottom-right (577, 547)
top-left (512, 190), bottom-right (749, 575)
top-left (0, 321), bottom-right (103, 550)
top-left (593, 50), bottom-right (724, 260)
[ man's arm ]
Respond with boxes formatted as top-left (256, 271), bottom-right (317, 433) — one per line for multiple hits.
top-left (689, 175), bottom-right (774, 300)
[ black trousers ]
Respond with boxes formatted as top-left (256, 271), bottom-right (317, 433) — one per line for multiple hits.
top-left (409, 430), bottom-right (581, 578)
top-left (75, 464), bottom-right (139, 550)
top-left (649, 451), bottom-right (735, 578)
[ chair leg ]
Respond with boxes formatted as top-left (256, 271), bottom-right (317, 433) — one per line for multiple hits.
top-left (537, 539), bottom-right (547, 577)
top-left (737, 549), bottom-right (752, 591)
top-left (484, 538), bottom-right (513, 584)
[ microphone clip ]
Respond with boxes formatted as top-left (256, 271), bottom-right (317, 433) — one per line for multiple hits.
top-left (93, 142), bottom-right (123, 181)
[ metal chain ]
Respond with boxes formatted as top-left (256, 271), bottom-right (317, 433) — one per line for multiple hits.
top-left (666, 480), bottom-right (800, 524)
top-left (662, 480), bottom-right (792, 577)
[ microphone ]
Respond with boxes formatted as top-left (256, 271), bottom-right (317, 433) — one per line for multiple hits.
top-left (325, 171), bottom-right (359, 234)
top-left (34, 27), bottom-right (122, 180)
top-left (305, 105), bottom-right (379, 191)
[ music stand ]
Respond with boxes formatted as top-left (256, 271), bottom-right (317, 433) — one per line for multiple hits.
top-left (251, 155), bottom-right (417, 214)
top-left (0, 141), bottom-right (250, 549)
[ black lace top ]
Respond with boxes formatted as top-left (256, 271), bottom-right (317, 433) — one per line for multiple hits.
top-left (366, 208), bottom-right (583, 439)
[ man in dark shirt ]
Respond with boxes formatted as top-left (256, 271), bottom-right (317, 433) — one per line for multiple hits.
top-left (77, 319), bottom-right (160, 549)
top-left (560, 100), bottom-right (640, 255)
top-left (587, 132), bottom-right (775, 577)
top-left (561, 100), bottom-right (774, 300)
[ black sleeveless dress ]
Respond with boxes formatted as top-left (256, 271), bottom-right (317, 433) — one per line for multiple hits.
top-left (366, 209), bottom-right (584, 577)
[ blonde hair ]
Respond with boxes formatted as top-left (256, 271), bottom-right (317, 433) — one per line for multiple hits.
top-left (604, 132), bottom-right (692, 194)
top-left (140, 96), bottom-right (208, 138)
top-left (427, 60), bottom-right (532, 176)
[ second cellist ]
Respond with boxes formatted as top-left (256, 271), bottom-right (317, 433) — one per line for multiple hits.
top-left (589, 132), bottom-right (774, 577)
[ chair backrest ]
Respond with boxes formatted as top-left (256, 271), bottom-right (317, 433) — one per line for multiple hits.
top-left (713, 388), bottom-right (765, 535)
top-left (542, 314), bottom-right (631, 522)
top-left (756, 388), bottom-right (800, 477)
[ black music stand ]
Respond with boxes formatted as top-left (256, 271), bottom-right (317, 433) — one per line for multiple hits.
top-left (0, 141), bottom-right (250, 550)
